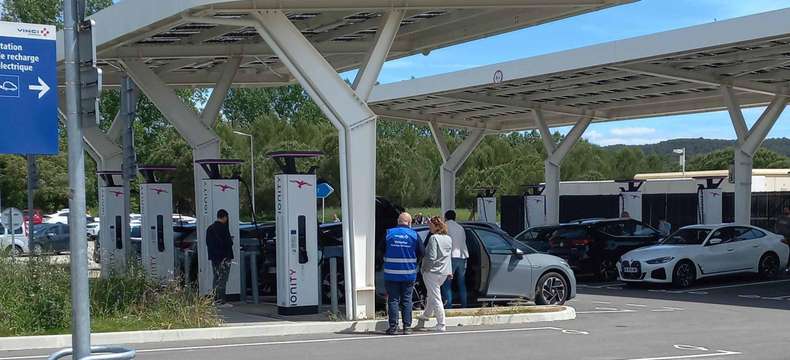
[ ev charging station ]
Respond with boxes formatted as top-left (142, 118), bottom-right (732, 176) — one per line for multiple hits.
top-left (138, 166), bottom-right (176, 281)
top-left (195, 159), bottom-right (242, 297)
top-left (475, 188), bottom-right (497, 223)
top-left (695, 177), bottom-right (725, 224)
top-left (98, 171), bottom-right (127, 276)
top-left (270, 151), bottom-right (321, 315)
top-left (524, 185), bottom-right (547, 228)
top-left (617, 180), bottom-right (644, 221)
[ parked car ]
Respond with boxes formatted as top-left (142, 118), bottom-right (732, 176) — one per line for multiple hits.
top-left (86, 222), bottom-right (100, 240)
top-left (45, 209), bottom-right (70, 224)
top-left (30, 223), bottom-right (70, 255)
top-left (515, 218), bottom-right (663, 281)
top-left (0, 222), bottom-right (28, 256)
top-left (618, 224), bottom-right (790, 288)
top-left (411, 223), bottom-right (576, 306)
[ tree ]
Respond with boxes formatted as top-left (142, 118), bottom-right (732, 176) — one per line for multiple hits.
top-left (1, 0), bottom-right (112, 25)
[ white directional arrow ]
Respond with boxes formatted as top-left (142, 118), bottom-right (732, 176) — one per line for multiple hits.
top-left (28, 77), bottom-right (50, 99)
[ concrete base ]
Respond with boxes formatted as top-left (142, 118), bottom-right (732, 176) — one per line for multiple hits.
top-left (0, 306), bottom-right (575, 351)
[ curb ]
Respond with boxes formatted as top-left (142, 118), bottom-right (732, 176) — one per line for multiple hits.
top-left (0, 306), bottom-right (575, 351)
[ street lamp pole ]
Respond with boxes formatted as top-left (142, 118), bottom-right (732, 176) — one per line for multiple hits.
top-left (233, 131), bottom-right (256, 216)
top-left (673, 148), bottom-right (686, 175)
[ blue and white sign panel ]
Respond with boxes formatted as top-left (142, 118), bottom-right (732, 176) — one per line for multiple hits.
top-left (0, 21), bottom-right (58, 155)
top-left (316, 182), bottom-right (334, 199)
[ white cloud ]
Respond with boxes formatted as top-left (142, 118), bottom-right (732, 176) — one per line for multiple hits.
top-left (609, 127), bottom-right (656, 136)
top-left (584, 130), bottom-right (604, 141)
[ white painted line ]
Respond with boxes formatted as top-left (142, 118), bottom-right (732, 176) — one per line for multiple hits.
top-left (0, 326), bottom-right (573, 360)
top-left (686, 291), bottom-right (708, 295)
top-left (606, 286), bottom-right (624, 290)
top-left (680, 279), bottom-right (790, 293)
top-left (592, 301), bottom-right (612, 304)
top-left (621, 350), bottom-right (741, 360)
top-left (576, 309), bottom-right (637, 314)
top-left (595, 307), bottom-right (619, 311)
top-left (763, 295), bottom-right (790, 300)
top-left (738, 294), bottom-right (761, 299)
top-left (625, 304), bottom-right (648, 307)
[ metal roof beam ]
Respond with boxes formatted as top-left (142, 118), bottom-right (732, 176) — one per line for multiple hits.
top-left (101, 41), bottom-right (396, 60)
top-left (386, 97), bottom-right (455, 110)
top-left (555, 82), bottom-right (705, 106)
top-left (494, 70), bottom-right (631, 96)
top-left (519, 75), bottom-right (664, 101)
top-left (442, 91), bottom-right (607, 119)
top-left (612, 63), bottom-right (788, 96)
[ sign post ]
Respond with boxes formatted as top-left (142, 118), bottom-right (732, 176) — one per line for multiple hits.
top-left (0, 21), bottom-right (58, 155)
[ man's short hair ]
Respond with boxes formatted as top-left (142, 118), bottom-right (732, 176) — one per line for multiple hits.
top-left (444, 210), bottom-right (457, 221)
top-left (217, 209), bottom-right (229, 219)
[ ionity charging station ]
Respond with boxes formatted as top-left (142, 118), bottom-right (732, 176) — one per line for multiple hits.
top-left (139, 166), bottom-right (177, 281)
top-left (475, 188), bottom-right (497, 223)
top-left (524, 185), bottom-right (547, 228)
top-left (195, 159), bottom-right (242, 297)
top-left (98, 171), bottom-right (127, 276)
top-left (696, 177), bottom-right (725, 224)
top-left (270, 151), bottom-right (321, 315)
top-left (618, 180), bottom-right (645, 221)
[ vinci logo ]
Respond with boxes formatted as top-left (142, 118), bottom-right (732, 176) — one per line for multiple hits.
top-left (215, 184), bottom-right (235, 192)
top-left (290, 179), bottom-right (312, 189)
top-left (17, 27), bottom-right (50, 37)
top-left (152, 188), bottom-right (168, 195)
top-left (110, 190), bottom-right (124, 198)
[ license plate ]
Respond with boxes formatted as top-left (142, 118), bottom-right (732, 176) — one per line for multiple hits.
top-left (623, 267), bottom-right (638, 273)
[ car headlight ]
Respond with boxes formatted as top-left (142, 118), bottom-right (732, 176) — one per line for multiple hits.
top-left (646, 256), bottom-right (675, 264)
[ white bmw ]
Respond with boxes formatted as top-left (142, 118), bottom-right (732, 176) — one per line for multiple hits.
top-left (618, 224), bottom-right (789, 288)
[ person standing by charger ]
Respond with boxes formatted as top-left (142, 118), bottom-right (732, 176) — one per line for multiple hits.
top-left (442, 210), bottom-right (469, 309)
top-left (207, 209), bottom-right (233, 308)
top-left (419, 216), bottom-right (453, 332)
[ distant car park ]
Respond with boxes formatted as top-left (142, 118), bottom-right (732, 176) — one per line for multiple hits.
top-left (30, 223), bottom-right (71, 255)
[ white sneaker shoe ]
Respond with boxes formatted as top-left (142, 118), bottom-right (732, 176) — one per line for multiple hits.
top-left (432, 325), bottom-right (446, 332)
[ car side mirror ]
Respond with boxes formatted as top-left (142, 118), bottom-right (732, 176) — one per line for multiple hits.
top-left (47, 232), bottom-right (55, 237)
top-left (513, 248), bottom-right (525, 256)
top-left (708, 238), bottom-right (723, 246)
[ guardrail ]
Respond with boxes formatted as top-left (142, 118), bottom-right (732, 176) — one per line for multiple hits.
top-left (48, 345), bottom-right (135, 360)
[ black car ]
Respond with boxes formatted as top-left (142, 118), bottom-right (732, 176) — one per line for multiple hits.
top-left (30, 223), bottom-right (71, 255)
top-left (515, 218), bottom-right (662, 281)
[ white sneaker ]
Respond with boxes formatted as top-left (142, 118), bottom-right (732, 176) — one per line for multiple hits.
top-left (417, 315), bottom-right (430, 322)
top-left (432, 325), bottom-right (446, 332)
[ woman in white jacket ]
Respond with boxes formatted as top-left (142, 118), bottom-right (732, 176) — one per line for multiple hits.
top-left (419, 216), bottom-right (454, 332)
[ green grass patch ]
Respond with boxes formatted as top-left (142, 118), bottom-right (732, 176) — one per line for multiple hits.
top-left (0, 255), bottom-right (220, 337)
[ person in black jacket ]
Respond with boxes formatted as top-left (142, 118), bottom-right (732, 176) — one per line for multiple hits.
top-left (207, 209), bottom-right (233, 307)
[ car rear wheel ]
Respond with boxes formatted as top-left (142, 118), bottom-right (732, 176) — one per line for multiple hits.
top-left (31, 243), bottom-right (44, 256)
top-left (535, 272), bottom-right (568, 305)
top-left (672, 260), bottom-right (695, 288)
top-left (758, 253), bottom-right (780, 280)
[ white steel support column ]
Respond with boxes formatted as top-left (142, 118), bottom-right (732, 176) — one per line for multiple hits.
top-left (722, 87), bottom-right (788, 224)
top-left (429, 121), bottom-right (486, 214)
top-left (250, 9), bottom-right (401, 320)
top-left (535, 110), bottom-right (592, 224)
top-left (123, 58), bottom-right (239, 294)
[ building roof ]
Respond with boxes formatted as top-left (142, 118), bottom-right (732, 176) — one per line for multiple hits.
top-left (56, 0), bottom-right (633, 87)
top-left (369, 8), bottom-right (790, 131)
top-left (634, 169), bottom-right (790, 180)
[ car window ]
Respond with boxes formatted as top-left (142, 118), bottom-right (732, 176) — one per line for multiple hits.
top-left (0, 223), bottom-right (5, 234)
top-left (131, 226), bottom-right (141, 238)
top-left (550, 227), bottom-right (588, 240)
top-left (601, 220), bottom-right (655, 237)
top-left (475, 229), bottom-right (513, 253)
top-left (13, 226), bottom-right (23, 235)
top-left (709, 227), bottom-right (736, 244)
top-left (661, 228), bottom-right (711, 245)
top-left (515, 230), bottom-right (537, 242)
top-left (733, 227), bottom-right (764, 241)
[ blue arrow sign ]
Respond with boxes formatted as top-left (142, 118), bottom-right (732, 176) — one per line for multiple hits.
top-left (316, 182), bottom-right (334, 199)
top-left (0, 21), bottom-right (58, 155)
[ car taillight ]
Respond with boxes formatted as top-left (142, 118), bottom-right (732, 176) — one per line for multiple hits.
top-left (782, 238), bottom-right (789, 245)
top-left (571, 238), bottom-right (592, 246)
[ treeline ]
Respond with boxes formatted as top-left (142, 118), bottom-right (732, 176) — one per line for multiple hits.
top-left (2, 0), bottom-right (790, 218)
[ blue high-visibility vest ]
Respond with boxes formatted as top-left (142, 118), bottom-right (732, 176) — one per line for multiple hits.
top-left (383, 225), bottom-right (420, 282)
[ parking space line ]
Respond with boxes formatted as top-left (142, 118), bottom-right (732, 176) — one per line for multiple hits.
top-left (577, 309), bottom-right (637, 314)
top-left (595, 307), bottom-right (619, 311)
top-left (678, 279), bottom-right (790, 293)
top-left (621, 349), bottom-right (741, 360)
top-left (625, 304), bottom-right (647, 307)
top-left (0, 326), bottom-right (579, 360)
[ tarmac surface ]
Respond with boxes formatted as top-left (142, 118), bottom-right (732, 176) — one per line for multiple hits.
top-left (2, 274), bottom-right (789, 360)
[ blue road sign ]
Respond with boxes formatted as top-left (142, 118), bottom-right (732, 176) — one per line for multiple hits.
top-left (316, 182), bottom-right (334, 199)
top-left (0, 21), bottom-right (58, 155)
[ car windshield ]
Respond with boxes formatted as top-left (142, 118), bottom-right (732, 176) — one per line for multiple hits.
top-left (661, 228), bottom-right (711, 245)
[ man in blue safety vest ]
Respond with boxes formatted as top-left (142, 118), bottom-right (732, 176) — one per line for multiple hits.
top-left (384, 212), bottom-right (424, 335)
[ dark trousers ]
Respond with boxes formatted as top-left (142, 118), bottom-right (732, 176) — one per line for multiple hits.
top-left (385, 280), bottom-right (415, 329)
top-left (212, 260), bottom-right (231, 303)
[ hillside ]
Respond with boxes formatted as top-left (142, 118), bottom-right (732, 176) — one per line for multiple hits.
top-left (605, 138), bottom-right (790, 157)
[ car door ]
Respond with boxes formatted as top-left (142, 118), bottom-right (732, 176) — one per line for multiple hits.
top-left (59, 224), bottom-right (71, 252)
top-left (474, 228), bottom-right (532, 297)
top-left (698, 227), bottom-right (739, 275)
top-left (731, 227), bottom-right (765, 271)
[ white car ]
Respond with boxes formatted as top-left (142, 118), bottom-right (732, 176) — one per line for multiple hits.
top-left (86, 222), bottom-right (100, 240)
top-left (45, 209), bottom-right (70, 224)
top-left (618, 224), bottom-right (789, 288)
top-left (0, 223), bottom-right (29, 256)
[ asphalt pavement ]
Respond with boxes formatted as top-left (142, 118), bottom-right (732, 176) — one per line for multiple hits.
top-left (3, 274), bottom-right (789, 360)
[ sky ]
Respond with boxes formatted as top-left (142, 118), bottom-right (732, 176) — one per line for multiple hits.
top-left (368, 0), bottom-right (790, 146)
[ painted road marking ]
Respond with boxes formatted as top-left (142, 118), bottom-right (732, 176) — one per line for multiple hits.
top-left (595, 307), bottom-right (619, 311)
top-left (680, 279), bottom-right (790, 293)
top-left (625, 303), bottom-right (648, 307)
top-left (0, 326), bottom-right (588, 360)
top-left (738, 294), bottom-right (790, 300)
top-left (577, 309), bottom-right (638, 314)
top-left (621, 349), bottom-right (741, 360)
